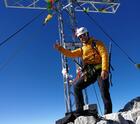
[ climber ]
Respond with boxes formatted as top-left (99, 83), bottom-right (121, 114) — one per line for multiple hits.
top-left (54, 27), bottom-right (112, 115)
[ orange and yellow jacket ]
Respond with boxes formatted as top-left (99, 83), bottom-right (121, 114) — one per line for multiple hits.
top-left (58, 38), bottom-right (109, 72)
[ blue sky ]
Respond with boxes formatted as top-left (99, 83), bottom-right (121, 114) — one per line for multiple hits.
top-left (0, 0), bottom-right (140, 124)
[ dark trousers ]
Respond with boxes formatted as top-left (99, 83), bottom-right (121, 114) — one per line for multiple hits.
top-left (73, 69), bottom-right (112, 114)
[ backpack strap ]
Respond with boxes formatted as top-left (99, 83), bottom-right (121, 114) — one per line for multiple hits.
top-left (91, 39), bottom-right (101, 58)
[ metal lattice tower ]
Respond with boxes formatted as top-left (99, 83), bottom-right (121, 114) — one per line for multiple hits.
top-left (4, 0), bottom-right (120, 113)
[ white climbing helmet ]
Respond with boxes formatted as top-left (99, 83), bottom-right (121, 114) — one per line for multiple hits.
top-left (75, 27), bottom-right (88, 37)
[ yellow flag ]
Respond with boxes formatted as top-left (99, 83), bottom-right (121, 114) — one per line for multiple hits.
top-left (44, 14), bottom-right (53, 24)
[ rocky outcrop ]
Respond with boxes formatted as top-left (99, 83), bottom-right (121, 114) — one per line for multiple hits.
top-left (67, 96), bottom-right (140, 124)
top-left (119, 96), bottom-right (140, 112)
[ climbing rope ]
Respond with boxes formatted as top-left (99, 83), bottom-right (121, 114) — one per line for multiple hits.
top-left (0, 27), bottom-right (44, 72)
top-left (0, 9), bottom-right (46, 47)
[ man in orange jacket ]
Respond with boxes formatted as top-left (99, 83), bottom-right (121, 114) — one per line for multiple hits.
top-left (54, 27), bottom-right (112, 115)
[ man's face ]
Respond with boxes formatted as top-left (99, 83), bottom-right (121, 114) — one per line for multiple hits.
top-left (78, 33), bottom-right (89, 43)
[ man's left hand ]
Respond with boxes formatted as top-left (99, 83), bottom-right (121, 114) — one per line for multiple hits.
top-left (101, 70), bottom-right (108, 80)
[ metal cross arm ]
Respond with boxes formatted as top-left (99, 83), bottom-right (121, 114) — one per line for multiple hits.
top-left (75, 0), bottom-right (120, 14)
top-left (4, 0), bottom-right (48, 10)
top-left (4, 0), bottom-right (120, 14)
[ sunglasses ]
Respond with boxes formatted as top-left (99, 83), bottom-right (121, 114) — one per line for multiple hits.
top-left (78, 33), bottom-right (88, 39)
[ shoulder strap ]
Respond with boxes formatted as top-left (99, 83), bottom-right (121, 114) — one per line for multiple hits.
top-left (92, 39), bottom-right (100, 55)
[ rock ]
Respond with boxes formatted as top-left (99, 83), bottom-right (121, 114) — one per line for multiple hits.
top-left (119, 97), bottom-right (140, 112)
top-left (97, 120), bottom-right (122, 124)
top-left (102, 113), bottom-right (129, 124)
top-left (136, 116), bottom-right (140, 124)
top-left (121, 109), bottom-right (140, 123)
top-left (74, 116), bottom-right (96, 124)
top-left (67, 122), bottom-right (74, 124)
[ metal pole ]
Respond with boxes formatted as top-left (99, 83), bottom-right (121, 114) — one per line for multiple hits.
top-left (57, 1), bottom-right (72, 113)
